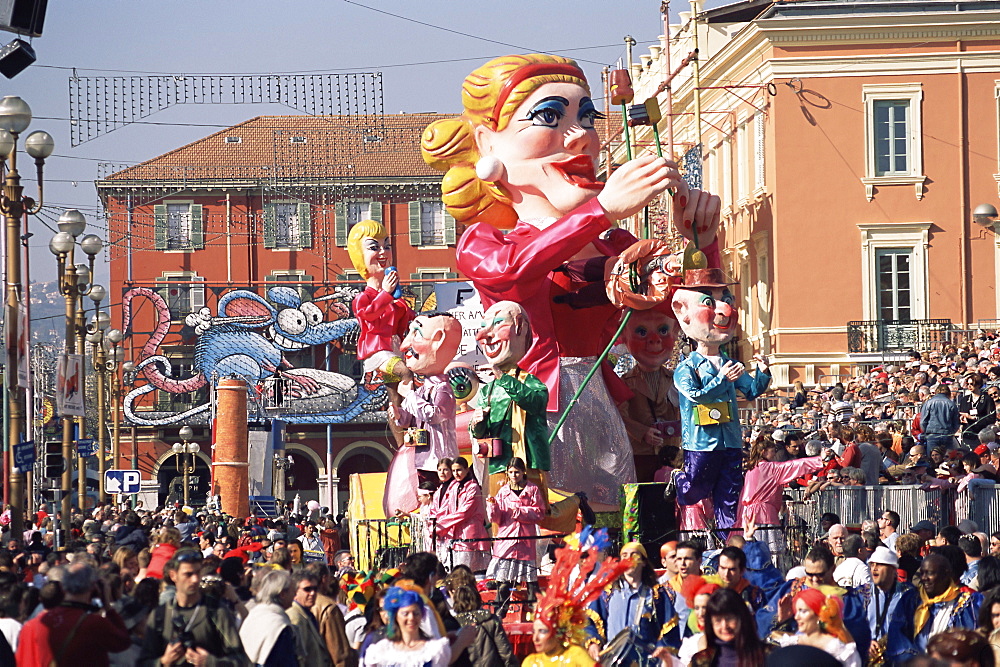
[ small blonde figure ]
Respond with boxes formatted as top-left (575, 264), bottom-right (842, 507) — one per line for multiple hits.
top-left (346, 219), bottom-right (414, 401)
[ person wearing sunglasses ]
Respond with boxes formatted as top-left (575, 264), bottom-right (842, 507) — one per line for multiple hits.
top-left (286, 571), bottom-right (333, 667)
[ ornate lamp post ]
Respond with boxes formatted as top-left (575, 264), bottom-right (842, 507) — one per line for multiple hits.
top-left (172, 425), bottom-right (197, 506)
top-left (49, 209), bottom-right (102, 539)
top-left (86, 288), bottom-right (121, 503)
top-left (0, 96), bottom-right (53, 542)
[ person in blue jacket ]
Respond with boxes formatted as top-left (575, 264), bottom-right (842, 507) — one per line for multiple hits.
top-left (885, 551), bottom-right (982, 663)
top-left (668, 267), bottom-right (771, 530)
top-left (585, 542), bottom-right (680, 665)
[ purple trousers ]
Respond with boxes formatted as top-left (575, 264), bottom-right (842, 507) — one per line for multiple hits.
top-left (675, 448), bottom-right (743, 530)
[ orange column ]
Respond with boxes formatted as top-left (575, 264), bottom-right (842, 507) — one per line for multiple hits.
top-left (213, 378), bottom-right (249, 518)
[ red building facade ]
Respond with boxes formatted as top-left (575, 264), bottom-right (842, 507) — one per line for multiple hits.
top-left (98, 113), bottom-right (461, 513)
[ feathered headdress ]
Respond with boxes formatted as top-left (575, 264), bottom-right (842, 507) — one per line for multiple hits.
top-left (535, 527), bottom-right (632, 646)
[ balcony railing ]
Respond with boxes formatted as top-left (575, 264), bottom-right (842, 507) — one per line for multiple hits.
top-left (846, 319), bottom-right (952, 354)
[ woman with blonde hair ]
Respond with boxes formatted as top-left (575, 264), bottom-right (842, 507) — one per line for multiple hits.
top-left (422, 54), bottom-right (718, 504)
top-left (773, 588), bottom-right (861, 666)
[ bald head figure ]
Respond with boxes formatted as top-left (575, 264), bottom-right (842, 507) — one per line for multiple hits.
top-left (475, 301), bottom-right (532, 373)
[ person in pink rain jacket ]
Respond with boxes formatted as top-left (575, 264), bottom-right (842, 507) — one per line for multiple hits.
top-left (486, 457), bottom-right (546, 614)
top-left (739, 433), bottom-right (830, 562)
top-left (436, 457), bottom-right (490, 572)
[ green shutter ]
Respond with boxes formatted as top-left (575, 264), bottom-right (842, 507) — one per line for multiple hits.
top-left (154, 204), bottom-right (167, 250)
top-left (297, 202), bottom-right (312, 248)
top-left (335, 201), bottom-right (347, 247)
top-left (409, 201), bottom-right (422, 247)
top-left (263, 203), bottom-right (276, 249)
top-left (444, 209), bottom-right (456, 246)
top-left (369, 201), bottom-right (382, 224)
top-left (190, 204), bottom-right (204, 249)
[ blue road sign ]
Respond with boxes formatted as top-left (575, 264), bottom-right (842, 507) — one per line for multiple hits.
top-left (13, 441), bottom-right (35, 470)
top-left (105, 469), bottom-right (141, 495)
top-left (76, 439), bottom-right (96, 457)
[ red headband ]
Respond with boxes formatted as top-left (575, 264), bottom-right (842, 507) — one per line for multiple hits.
top-left (486, 62), bottom-right (586, 129)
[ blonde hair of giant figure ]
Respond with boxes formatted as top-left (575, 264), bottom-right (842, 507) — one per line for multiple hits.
top-left (347, 219), bottom-right (388, 280)
top-left (421, 54), bottom-right (589, 230)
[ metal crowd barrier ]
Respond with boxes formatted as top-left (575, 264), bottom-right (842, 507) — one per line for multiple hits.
top-left (786, 485), bottom-right (945, 539)
top-left (969, 484), bottom-right (1000, 536)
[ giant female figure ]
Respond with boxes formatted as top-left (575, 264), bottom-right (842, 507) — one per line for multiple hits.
top-left (422, 54), bottom-right (716, 503)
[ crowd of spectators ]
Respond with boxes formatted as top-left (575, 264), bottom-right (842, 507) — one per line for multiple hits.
top-left (1, 335), bottom-right (1000, 665)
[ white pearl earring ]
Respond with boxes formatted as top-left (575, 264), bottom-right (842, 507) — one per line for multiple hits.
top-left (475, 156), bottom-right (505, 182)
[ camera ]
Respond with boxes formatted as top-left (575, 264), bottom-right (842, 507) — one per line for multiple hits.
top-left (172, 615), bottom-right (196, 650)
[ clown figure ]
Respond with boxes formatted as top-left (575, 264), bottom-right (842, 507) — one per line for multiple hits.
top-left (668, 269), bottom-right (771, 530)
top-left (616, 308), bottom-right (682, 482)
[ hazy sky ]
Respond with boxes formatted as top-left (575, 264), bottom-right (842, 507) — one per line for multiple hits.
top-left (4, 0), bottom-right (713, 283)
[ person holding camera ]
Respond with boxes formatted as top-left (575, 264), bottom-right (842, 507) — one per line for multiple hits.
top-left (15, 560), bottom-right (130, 666)
top-left (138, 549), bottom-right (247, 666)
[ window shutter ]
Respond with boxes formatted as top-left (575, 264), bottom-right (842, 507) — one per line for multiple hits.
top-left (297, 203), bottom-right (312, 248)
top-left (443, 209), bottom-right (456, 246)
top-left (263, 203), bottom-right (277, 249)
top-left (446, 272), bottom-right (459, 279)
top-left (409, 201), bottom-right (422, 247)
top-left (335, 201), bottom-right (347, 247)
top-left (369, 201), bottom-right (382, 224)
top-left (154, 204), bottom-right (168, 250)
top-left (190, 204), bottom-right (204, 249)
top-left (190, 278), bottom-right (205, 311)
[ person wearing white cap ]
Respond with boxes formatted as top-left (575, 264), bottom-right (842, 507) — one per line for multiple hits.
top-left (866, 545), bottom-right (918, 664)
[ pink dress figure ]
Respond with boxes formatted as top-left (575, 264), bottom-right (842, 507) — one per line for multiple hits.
top-left (428, 459), bottom-right (456, 567)
top-left (422, 54), bottom-right (706, 505)
top-left (487, 457), bottom-right (545, 614)
top-left (383, 313), bottom-right (462, 516)
top-left (738, 436), bottom-right (828, 560)
top-left (436, 457), bottom-right (490, 571)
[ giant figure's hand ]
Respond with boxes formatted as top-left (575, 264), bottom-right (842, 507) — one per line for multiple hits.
top-left (597, 155), bottom-right (684, 221)
top-left (674, 187), bottom-right (721, 245)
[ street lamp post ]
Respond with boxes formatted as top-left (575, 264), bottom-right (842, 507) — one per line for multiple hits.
top-left (86, 296), bottom-right (120, 504)
top-left (0, 95), bottom-right (53, 543)
top-left (172, 425), bottom-right (197, 507)
top-left (49, 209), bottom-right (102, 541)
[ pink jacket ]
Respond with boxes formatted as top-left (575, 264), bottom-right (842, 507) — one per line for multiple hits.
top-left (436, 478), bottom-right (489, 552)
top-left (486, 482), bottom-right (544, 562)
top-left (739, 456), bottom-right (825, 526)
top-left (428, 481), bottom-right (454, 542)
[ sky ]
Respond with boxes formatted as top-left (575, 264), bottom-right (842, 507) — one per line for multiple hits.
top-left (2, 0), bottom-right (717, 285)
